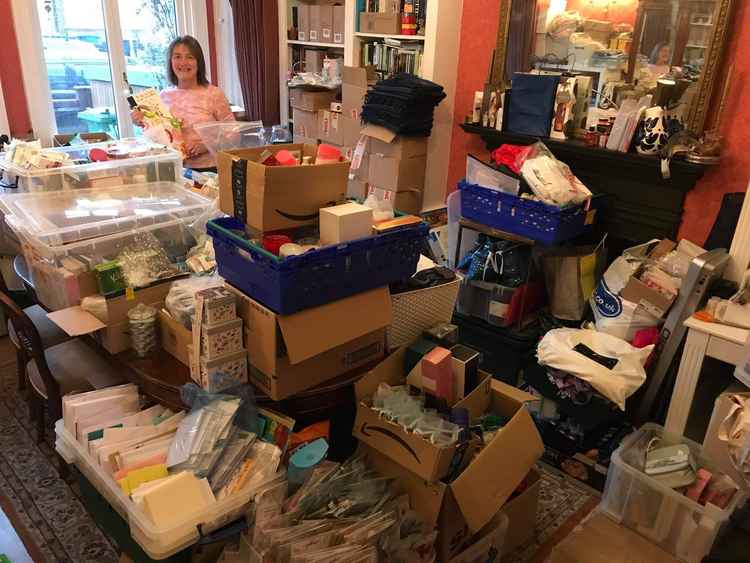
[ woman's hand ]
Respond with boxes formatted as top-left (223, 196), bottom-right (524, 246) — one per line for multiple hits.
top-left (184, 139), bottom-right (207, 159)
top-left (130, 109), bottom-right (146, 127)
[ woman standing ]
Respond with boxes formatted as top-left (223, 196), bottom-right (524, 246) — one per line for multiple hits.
top-left (133, 35), bottom-right (235, 171)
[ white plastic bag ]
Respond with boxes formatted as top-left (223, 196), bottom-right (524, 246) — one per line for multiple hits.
top-left (590, 240), bottom-right (661, 340)
top-left (537, 328), bottom-right (654, 410)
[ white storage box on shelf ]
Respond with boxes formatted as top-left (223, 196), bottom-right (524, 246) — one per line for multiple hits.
top-left (600, 423), bottom-right (741, 563)
top-left (55, 419), bottom-right (282, 560)
top-left (0, 140), bottom-right (183, 193)
top-left (1, 182), bottom-right (214, 310)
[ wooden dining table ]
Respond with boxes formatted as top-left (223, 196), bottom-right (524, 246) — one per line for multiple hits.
top-left (15, 255), bottom-right (362, 460)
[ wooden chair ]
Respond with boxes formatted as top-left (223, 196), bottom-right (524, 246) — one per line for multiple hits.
top-left (0, 270), bottom-right (71, 391)
top-left (0, 290), bottom-right (129, 446)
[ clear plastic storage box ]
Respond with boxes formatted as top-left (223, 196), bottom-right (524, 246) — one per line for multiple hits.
top-left (2, 182), bottom-right (214, 310)
top-left (194, 121), bottom-right (266, 156)
top-left (600, 423), bottom-right (741, 563)
top-left (55, 419), bottom-right (281, 560)
top-left (0, 140), bottom-right (182, 193)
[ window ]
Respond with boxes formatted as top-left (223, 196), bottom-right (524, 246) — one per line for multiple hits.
top-left (14, 0), bottom-right (210, 144)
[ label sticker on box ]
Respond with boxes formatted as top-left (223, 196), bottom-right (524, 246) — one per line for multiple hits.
top-left (585, 209), bottom-right (596, 225)
top-left (489, 300), bottom-right (509, 319)
top-left (125, 287), bottom-right (135, 301)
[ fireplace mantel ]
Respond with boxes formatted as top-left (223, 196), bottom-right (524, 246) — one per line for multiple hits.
top-left (460, 124), bottom-right (709, 246)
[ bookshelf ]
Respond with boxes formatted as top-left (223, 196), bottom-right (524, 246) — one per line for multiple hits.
top-left (287, 39), bottom-right (345, 48)
top-left (278, 0), bottom-right (461, 212)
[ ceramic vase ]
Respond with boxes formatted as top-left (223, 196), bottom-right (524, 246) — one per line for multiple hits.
top-left (636, 106), bottom-right (669, 155)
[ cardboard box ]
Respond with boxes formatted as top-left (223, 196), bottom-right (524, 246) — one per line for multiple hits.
top-left (292, 108), bottom-right (319, 140)
top-left (308, 5), bottom-right (321, 42)
top-left (546, 512), bottom-right (681, 563)
top-left (362, 125), bottom-right (428, 191)
top-left (446, 510), bottom-right (508, 563)
top-left (304, 49), bottom-right (326, 73)
top-left (226, 284), bottom-right (391, 400)
top-left (368, 186), bottom-right (423, 214)
top-left (499, 469), bottom-right (540, 554)
top-left (354, 348), bottom-right (544, 484)
top-left (159, 309), bottom-right (191, 366)
top-left (368, 153), bottom-right (427, 192)
top-left (293, 135), bottom-right (319, 146)
top-left (320, 202), bottom-right (373, 245)
top-left (359, 12), bottom-right (401, 35)
top-left (362, 371), bottom-right (544, 562)
top-left (318, 5), bottom-right (334, 42)
top-left (297, 3), bottom-right (310, 41)
top-left (621, 239), bottom-right (677, 318)
top-left (290, 89), bottom-right (338, 112)
top-left (333, 5), bottom-right (345, 44)
top-left (340, 115), bottom-right (362, 147)
top-left (317, 110), bottom-right (344, 145)
top-left (342, 66), bottom-right (376, 121)
top-left (703, 390), bottom-right (750, 490)
top-left (217, 144), bottom-right (349, 232)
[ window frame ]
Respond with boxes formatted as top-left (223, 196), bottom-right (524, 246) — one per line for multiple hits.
top-left (13, 0), bottom-right (212, 145)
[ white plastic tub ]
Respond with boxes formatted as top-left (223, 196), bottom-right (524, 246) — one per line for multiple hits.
top-left (600, 423), bottom-right (740, 563)
top-left (0, 140), bottom-right (183, 193)
top-left (55, 419), bottom-right (281, 560)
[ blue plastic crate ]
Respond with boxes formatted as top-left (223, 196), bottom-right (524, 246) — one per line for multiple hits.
top-left (208, 216), bottom-right (428, 314)
top-left (459, 181), bottom-right (598, 245)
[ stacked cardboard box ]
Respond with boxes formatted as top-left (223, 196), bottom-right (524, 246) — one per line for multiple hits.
top-left (354, 348), bottom-right (544, 561)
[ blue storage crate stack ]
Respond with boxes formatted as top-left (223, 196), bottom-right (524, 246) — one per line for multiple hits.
top-left (208, 216), bottom-right (428, 315)
top-left (459, 181), bottom-right (598, 245)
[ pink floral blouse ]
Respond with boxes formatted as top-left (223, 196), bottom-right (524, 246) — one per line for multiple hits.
top-left (160, 84), bottom-right (235, 169)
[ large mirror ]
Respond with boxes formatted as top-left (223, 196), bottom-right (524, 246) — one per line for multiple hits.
top-left (492, 0), bottom-right (734, 135)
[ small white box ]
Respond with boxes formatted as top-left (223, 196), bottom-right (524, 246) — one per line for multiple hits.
top-left (319, 202), bottom-right (373, 245)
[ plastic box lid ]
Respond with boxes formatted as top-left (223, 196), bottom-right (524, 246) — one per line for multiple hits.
top-left (0, 139), bottom-right (182, 179)
top-left (2, 181), bottom-right (213, 246)
top-left (194, 121), bottom-right (265, 156)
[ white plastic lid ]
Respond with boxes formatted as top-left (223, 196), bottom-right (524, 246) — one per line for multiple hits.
top-left (2, 181), bottom-right (212, 245)
top-left (0, 139), bottom-right (182, 178)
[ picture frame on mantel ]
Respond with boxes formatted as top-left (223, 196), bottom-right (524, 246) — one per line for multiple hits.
top-left (491, 0), bottom-right (736, 136)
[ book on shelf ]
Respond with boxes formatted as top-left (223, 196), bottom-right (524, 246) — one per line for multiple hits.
top-left (361, 39), bottom-right (423, 76)
top-left (364, 0), bottom-right (401, 13)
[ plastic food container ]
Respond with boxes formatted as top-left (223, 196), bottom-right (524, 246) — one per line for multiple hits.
top-left (55, 419), bottom-right (281, 560)
top-left (194, 121), bottom-right (266, 156)
top-left (0, 140), bottom-right (183, 193)
top-left (600, 423), bottom-right (741, 563)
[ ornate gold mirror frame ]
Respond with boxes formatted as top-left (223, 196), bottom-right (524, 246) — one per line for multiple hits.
top-left (490, 0), bottom-right (735, 135)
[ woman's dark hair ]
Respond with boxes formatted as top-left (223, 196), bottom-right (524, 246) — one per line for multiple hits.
top-left (166, 35), bottom-right (208, 86)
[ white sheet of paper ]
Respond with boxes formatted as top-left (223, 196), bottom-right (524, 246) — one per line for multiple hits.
top-left (47, 306), bottom-right (106, 336)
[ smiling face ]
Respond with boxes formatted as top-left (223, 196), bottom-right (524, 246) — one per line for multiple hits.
top-left (170, 43), bottom-right (198, 84)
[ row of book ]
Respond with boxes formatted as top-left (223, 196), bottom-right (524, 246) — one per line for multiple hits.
top-left (361, 39), bottom-right (423, 77)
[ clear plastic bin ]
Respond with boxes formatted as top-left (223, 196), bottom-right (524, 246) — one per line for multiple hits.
top-left (54, 419), bottom-right (282, 560)
top-left (2, 182), bottom-right (214, 310)
top-left (0, 140), bottom-right (183, 193)
top-left (2, 181), bottom-right (212, 250)
top-left (194, 121), bottom-right (265, 156)
top-left (600, 423), bottom-right (741, 563)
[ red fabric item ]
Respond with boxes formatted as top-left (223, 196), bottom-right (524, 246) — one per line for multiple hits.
top-left (491, 144), bottom-right (533, 175)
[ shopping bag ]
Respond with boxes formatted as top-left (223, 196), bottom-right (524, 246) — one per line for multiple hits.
top-left (537, 328), bottom-right (654, 410)
top-left (590, 240), bottom-right (661, 340)
top-left (718, 394), bottom-right (750, 478)
top-left (542, 239), bottom-right (606, 321)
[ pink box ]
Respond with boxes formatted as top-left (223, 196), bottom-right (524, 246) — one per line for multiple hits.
top-left (421, 347), bottom-right (454, 404)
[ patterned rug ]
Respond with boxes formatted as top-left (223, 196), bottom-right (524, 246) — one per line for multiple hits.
top-left (0, 336), bottom-right (598, 562)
